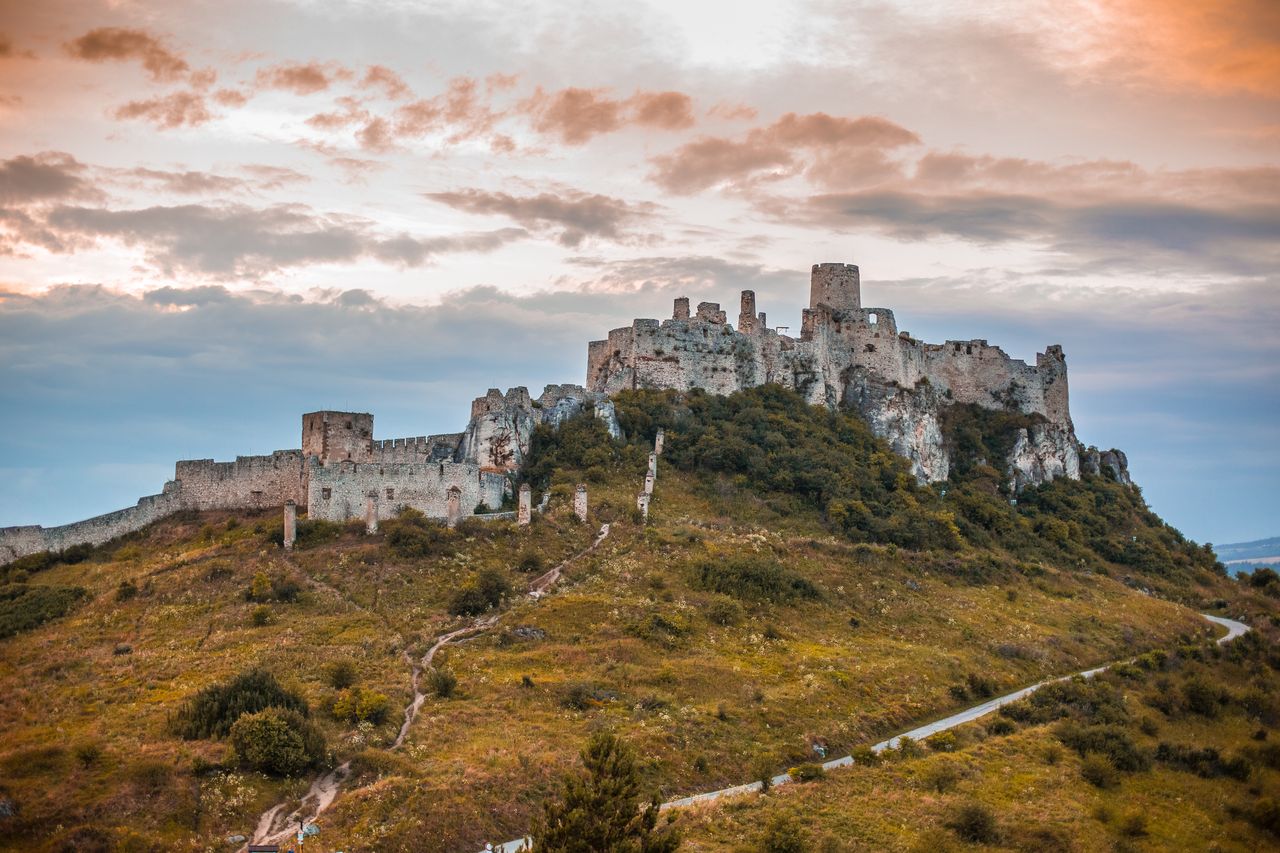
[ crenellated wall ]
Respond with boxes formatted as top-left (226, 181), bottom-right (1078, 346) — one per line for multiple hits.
top-left (173, 451), bottom-right (306, 510)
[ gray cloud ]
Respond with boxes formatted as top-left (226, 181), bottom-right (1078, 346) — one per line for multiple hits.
top-left (36, 203), bottom-right (525, 276)
top-left (425, 188), bottom-right (660, 246)
top-left (0, 151), bottom-right (100, 205)
top-left (795, 190), bottom-right (1280, 275)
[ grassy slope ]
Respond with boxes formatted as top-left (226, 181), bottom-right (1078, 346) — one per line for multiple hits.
top-left (675, 636), bottom-right (1280, 852)
top-left (0, 387), bottom-right (1267, 852)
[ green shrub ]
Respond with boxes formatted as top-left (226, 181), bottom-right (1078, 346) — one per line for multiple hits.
top-left (73, 742), bottom-right (103, 768)
top-left (325, 659), bottom-right (358, 690)
top-left (788, 762), bottom-right (826, 782)
top-left (448, 568), bottom-right (510, 616)
top-left (115, 579), bottom-right (138, 602)
top-left (1183, 676), bottom-right (1229, 717)
top-left (1080, 754), bottom-right (1118, 788)
top-left (760, 815), bottom-right (807, 853)
top-left (689, 555), bottom-right (819, 603)
top-left (0, 583), bottom-right (90, 639)
top-left (293, 519), bottom-right (342, 548)
top-left (173, 668), bottom-right (309, 740)
top-left (987, 718), bottom-right (1016, 736)
top-left (250, 605), bottom-right (272, 626)
top-left (944, 802), bottom-right (998, 844)
top-left (966, 672), bottom-right (997, 698)
top-left (517, 551), bottom-right (546, 574)
top-left (229, 707), bottom-right (326, 776)
top-left (245, 571), bottom-right (301, 603)
top-left (706, 597), bottom-right (744, 626)
top-left (331, 687), bottom-right (391, 724)
top-left (427, 668), bottom-right (457, 699)
top-left (926, 731), bottom-right (958, 751)
top-left (383, 509), bottom-right (456, 559)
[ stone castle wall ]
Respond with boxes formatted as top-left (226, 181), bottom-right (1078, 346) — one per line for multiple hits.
top-left (0, 381), bottom-right (619, 564)
top-left (586, 262), bottom-right (1081, 486)
top-left (173, 451), bottom-right (306, 510)
top-left (306, 458), bottom-right (506, 523)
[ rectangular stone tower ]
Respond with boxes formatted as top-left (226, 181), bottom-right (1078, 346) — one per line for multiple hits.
top-left (302, 411), bottom-right (374, 465)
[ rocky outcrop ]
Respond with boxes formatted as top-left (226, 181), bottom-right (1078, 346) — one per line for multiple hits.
top-left (1007, 423), bottom-right (1081, 492)
top-left (844, 371), bottom-right (949, 482)
top-left (1080, 446), bottom-right (1132, 486)
top-left (459, 384), bottom-right (623, 472)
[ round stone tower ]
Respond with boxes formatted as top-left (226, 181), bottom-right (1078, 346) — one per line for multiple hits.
top-left (810, 262), bottom-right (861, 313)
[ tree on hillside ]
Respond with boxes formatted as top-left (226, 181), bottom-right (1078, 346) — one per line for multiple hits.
top-left (531, 731), bottom-right (680, 852)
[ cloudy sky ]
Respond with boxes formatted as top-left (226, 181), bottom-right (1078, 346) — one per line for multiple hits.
top-left (1, 0), bottom-right (1277, 545)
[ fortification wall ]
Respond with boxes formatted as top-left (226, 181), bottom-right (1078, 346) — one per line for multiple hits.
top-left (174, 450), bottom-right (305, 510)
top-left (370, 434), bottom-right (461, 463)
top-left (0, 485), bottom-right (182, 563)
top-left (307, 459), bottom-right (506, 523)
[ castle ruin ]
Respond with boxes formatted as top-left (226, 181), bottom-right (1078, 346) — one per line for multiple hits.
top-left (0, 262), bottom-right (1128, 565)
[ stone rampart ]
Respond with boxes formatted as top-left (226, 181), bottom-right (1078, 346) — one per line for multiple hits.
top-left (307, 459), bottom-right (506, 523)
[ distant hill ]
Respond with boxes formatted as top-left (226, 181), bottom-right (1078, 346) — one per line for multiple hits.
top-left (1213, 536), bottom-right (1280, 575)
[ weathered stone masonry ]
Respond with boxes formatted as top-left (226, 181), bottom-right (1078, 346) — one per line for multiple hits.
top-left (0, 261), bottom-right (1128, 565)
top-left (0, 384), bottom-right (621, 564)
top-left (588, 262), bottom-right (1118, 490)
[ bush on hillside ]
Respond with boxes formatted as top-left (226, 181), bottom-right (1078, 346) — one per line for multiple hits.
top-left (173, 668), bottom-right (309, 740)
top-left (382, 509), bottom-right (456, 559)
top-left (331, 687), bottom-right (391, 724)
top-left (689, 555), bottom-right (819, 603)
top-left (448, 568), bottom-right (511, 616)
top-left (0, 583), bottom-right (90, 639)
top-left (944, 802), bottom-right (999, 843)
top-left (229, 707), bottom-right (326, 776)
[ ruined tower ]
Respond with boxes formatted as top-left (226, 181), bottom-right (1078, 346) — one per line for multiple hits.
top-left (809, 262), bottom-right (861, 313)
top-left (302, 411), bottom-right (374, 464)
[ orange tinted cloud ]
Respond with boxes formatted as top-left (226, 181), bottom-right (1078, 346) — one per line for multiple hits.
top-left (255, 61), bottom-right (350, 95)
top-left (64, 27), bottom-right (189, 82)
top-left (1082, 0), bottom-right (1280, 95)
top-left (113, 92), bottom-right (211, 129)
top-left (360, 65), bottom-right (410, 99)
top-left (520, 87), bottom-right (697, 144)
top-left (650, 112), bottom-right (920, 194)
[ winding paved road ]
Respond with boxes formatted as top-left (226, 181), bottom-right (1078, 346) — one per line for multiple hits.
top-left (483, 612), bottom-right (1251, 852)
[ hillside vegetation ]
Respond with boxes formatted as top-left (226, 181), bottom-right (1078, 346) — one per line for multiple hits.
top-left (0, 385), bottom-right (1269, 852)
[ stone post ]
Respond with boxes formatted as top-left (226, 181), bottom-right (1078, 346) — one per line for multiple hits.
top-left (517, 483), bottom-right (532, 526)
top-left (644, 472), bottom-right (654, 495)
top-left (574, 484), bottom-right (588, 522)
top-left (446, 486), bottom-right (462, 529)
top-left (654, 428), bottom-right (665, 456)
top-left (636, 492), bottom-right (650, 523)
top-left (648, 452), bottom-right (657, 479)
top-left (365, 492), bottom-right (378, 535)
top-left (283, 500), bottom-right (297, 550)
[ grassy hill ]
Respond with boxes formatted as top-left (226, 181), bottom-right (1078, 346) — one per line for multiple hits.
top-left (0, 386), bottom-right (1273, 852)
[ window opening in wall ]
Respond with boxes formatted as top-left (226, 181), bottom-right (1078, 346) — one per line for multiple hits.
top-left (966, 345), bottom-right (973, 355)
top-left (868, 312), bottom-right (878, 324)
top-left (321, 488), bottom-right (332, 499)
top-left (386, 488), bottom-right (395, 500)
